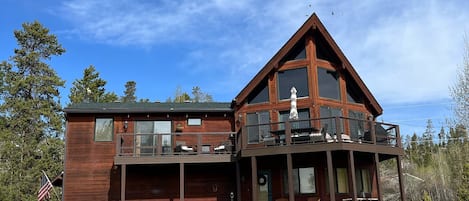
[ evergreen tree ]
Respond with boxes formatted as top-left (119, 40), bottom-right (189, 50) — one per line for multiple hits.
top-left (68, 65), bottom-right (118, 104)
top-left (0, 21), bottom-right (64, 200)
top-left (121, 80), bottom-right (137, 102)
top-left (192, 86), bottom-right (213, 102)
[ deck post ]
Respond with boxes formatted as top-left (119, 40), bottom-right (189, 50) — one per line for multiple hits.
top-left (348, 151), bottom-right (357, 201)
top-left (374, 153), bottom-right (382, 201)
top-left (251, 156), bottom-right (258, 201)
top-left (326, 151), bottom-right (336, 201)
top-left (180, 162), bottom-right (185, 201)
top-left (397, 155), bottom-right (406, 201)
top-left (121, 164), bottom-right (126, 201)
top-left (236, 161), bottom-right (241, 201)
top-left (287, 153), bottom-right (295, 201)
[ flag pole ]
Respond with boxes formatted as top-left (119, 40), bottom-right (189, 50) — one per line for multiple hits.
top-left (42, 170), bottom-right (61, 201)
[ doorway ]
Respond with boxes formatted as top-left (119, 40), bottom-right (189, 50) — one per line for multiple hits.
top-left (258, 170), bottom-right (272, 201)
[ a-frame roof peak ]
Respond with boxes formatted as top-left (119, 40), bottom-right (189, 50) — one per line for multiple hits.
top-left (234, 13), bottom-right (383, 116)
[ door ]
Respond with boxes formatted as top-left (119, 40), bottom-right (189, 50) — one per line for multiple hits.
top-left (154, 121), bottom-right (172, 153)
top-left (258, 170), bottom-right (272, 201)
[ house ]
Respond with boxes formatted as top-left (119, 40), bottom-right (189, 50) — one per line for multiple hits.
top-left (63, 13), bottom-right (405, 201)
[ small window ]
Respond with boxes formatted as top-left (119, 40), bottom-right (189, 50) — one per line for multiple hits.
top-left (278, 67), bottom-right (309, 100)
top-left (95, 118), bottom-right (113, 142)
top-left (187, 118), bottom-right (202, 126)
top-left (318, 67), bottom-right (340, 100)
top-left (281, 39), bottom-right (306, 62)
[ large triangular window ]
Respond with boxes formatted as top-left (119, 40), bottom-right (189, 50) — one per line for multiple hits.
top-left (281, 38), bottom-right (306, 63)
top-left (346, 74), bottom-right (364, 104)
top-left (247, 79), bottom-right (269, 104)
top-left (315, 31), bottom-right (339, 63)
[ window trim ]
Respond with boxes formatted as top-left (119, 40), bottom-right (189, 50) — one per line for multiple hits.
top-left (94, 117), bottom-right (114, 142)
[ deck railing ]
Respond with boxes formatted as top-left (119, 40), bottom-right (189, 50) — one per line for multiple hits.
top-left (241, 116), bottom-right (401, 148)
top-left (115, 132), bottom-right (237, 157)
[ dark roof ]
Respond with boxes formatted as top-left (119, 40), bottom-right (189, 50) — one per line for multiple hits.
top-left (64, 102), bottom-right (233, 114)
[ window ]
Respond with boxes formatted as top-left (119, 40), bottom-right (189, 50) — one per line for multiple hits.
top-left (320, 106), bottom-right (343, 134)
top-left (349, 110), bottom-right (365, 140)
top-left (336, 168), bottom-right (349, 193)
top-left (135, 121), bottom-right (172, 155)
top-left (356, 168), bottom-right (371, 193)
top-left (278, 67), bottom-right (309, 100)
top-left (318, 67), bottom-right (340, 100)
top-left (95, 118), bottom-right (113, 141)
top-left (279, 108), bottom-right (310, 130)
top-left (187, 118), bottom-right (202, 126)
top-left (246, 111), bottom-right (270, 144)
top-left (284, 167), bottom-right (316, 194)
top-left (346, 74), bottom-right (364, 104)
top-left (281, 39), bottom-right (306, 62)
top-left (247, 79), bottom-right (269, 104)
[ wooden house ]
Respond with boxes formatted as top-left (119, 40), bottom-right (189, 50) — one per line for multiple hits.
top-left (63, 14), bottom-right (405, 201)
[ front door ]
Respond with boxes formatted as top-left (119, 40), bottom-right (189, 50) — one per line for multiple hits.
top-left (258, 170), bottom-right (272, 201)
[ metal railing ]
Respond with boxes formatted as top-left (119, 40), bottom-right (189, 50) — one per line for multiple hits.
top-left (115, 132), bottom-right (237, 157)
top-left (242, 116), bottom-right (401, 148)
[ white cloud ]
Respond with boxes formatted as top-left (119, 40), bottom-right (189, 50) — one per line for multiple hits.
top-left (58, 0), bottom-right (469, 106)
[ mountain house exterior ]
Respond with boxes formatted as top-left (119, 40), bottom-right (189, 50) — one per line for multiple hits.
top-left (63, 14), bottom-right (405, 201)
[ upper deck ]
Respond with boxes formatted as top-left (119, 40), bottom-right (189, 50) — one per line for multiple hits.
top-left (114, 116), bottom-right (403, 165)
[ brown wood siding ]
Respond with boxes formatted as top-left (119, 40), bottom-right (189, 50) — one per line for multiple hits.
top-left (64, 115), bottom-right (117, 201)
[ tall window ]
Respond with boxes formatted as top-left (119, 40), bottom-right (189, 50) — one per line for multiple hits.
top-left (279, 108), bottom-right (310, 130)
top-left (278, 67), bottom-right (309, 100)
top-left (95, 118), bottom-right (113, 141)
top-left (246, 111), bottom-right (270, 144)
top-left (284, 167), bottom-right (316, 194)
top-left (349, 110), bottom-right (365, 140)
top-left (336, 168), bottom-right (349, 193)
top-left (135, 121), bottom-right (172, 155)
top-left (320, 106), bottom-right (343, 134)
top-left (356, 168), bottom-right (371, 193)
top-left (318, 67), bottom-right (340, 100)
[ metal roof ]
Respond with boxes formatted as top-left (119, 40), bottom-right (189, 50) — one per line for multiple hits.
top-left (64, 102), bottom-right (233, 114)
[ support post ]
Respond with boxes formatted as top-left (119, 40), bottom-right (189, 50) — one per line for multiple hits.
top-left (251, 157), bottom-right (258, 201)
top-left (374, 153), bottom-right (382, 201)
top-left (180, 162), bottom-right (185, 201)
top-left (397, 155), bottom-right (406, 201)
top-left (348, 151), bottom-right (357, 200)
top-left (236, 161), bottom-right (241, 201)
top-left (326, 151), bottom-right (336, 201)
top-left (121, 164), bottom-right (126, 201)
top-left (287, 154), bottom-right (295, 201)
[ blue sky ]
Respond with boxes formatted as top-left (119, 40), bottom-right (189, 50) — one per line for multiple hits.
top-left (1, 0), bottom-right (468, 137)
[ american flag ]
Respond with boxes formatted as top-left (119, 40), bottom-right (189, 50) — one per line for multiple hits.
top-left (38, 172), bottom-right (53, 201)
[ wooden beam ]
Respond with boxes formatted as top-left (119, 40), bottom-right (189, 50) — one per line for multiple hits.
top-left (348, 151), bottom-right (357, 201)
top-left (397, 155), bottom-right (406, 201)
top-left (287, 153), bottom-right (295, 201)
top-left (251, 156), bottom-right (258, 201)
top-left (326, 151), bottom-right (335, 201)
top-left (121, 164), bottom-right (126, 201)
top-left (374, 153), bottom-right (382, 201)
top-left (180, 162), bottom-right (185, 201)
top-left (236, 161), bottom-right (241, 201)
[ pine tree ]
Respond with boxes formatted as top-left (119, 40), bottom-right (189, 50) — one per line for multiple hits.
top-left (68, 65), bottom-right (118, 104)
top-left (0, 21), bottom-right (65, 200)
top-left (121, 81), bottom-right (137, 102)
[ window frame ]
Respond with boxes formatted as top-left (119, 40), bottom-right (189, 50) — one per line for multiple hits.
top-left (94, 117), bottom-right (114, 142)
top-left (283, 167), bottom-right (317, 195)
